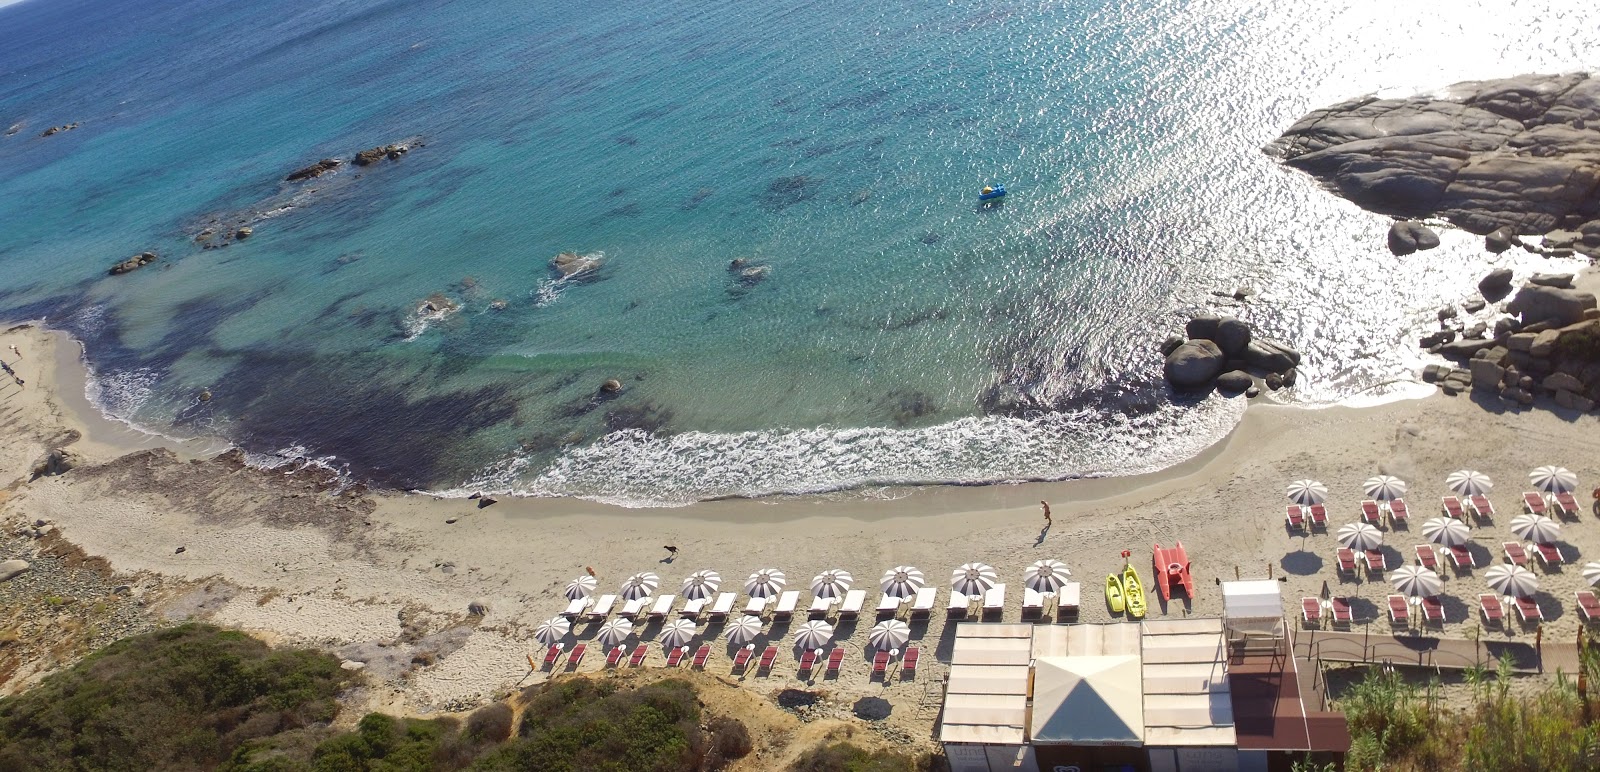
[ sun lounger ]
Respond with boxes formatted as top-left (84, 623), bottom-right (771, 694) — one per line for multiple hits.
top-left (1389, 498), bottom-right (1409, 524)
top-left (1330, 598), bottom-right (1352, 625)
top-left (745, 596), bottom-right (769, 616)
top-left (732, 646), bottom-right (753, 673)
top-left (809, 595), bottom-right (834, 619)
top-left (1503, 542), bottom-right (1529, 566)
top-left (1301, 598), bottom-right (1321, 625)
top-left (1415, 544), bottom-right (1438, 570)
top-left (1363, 549), bottom-right (1386, 572)
top-left (1421, 596), bottom-right (1444, 624)
top-left (903, 646), bottom-right (919, 677)
top-left (1578, 591), bottom-right (1600, 623)
top-left (680, 598), bottom-right (707, 620)
top-left (1387, 595), bottom-right (1410, 623)
top-left (566, 643), bottom-right (587, 670)
top-left (709, 592), bottom-right (736, 621)
top-left (585, 594), bottom-right (617, 621)
top-left (1336, 548), bottom-right (1357, 575)
top-left (1479, 594), bottom-right (1504, 625)
top-left (1442, 496), bottom-right (1465, 520)
top-left (826, 647), bottom-right (845, 675)
top-left (621, 597), bottom-right (649, 621)
top-left (758, 645), bottom-right (778, 673)
top-left (1361, 500), bottom-right (1382, 525)
top-left (871, 650), bottom-right (890, 676)
top-left (1448, 545), bottom-right (1475, 569)
top-left (1535, 543), bottom-right (1564, 567)
top-left (797, 649), bottom-right (817, 677)
top-left (1469, 494), bottom-right (1495, 519)
top-left (629, 645), bottom-right (649, 667)
top-left (649, 594), bottom-right (677, 620)
top-left (1555, 492), bottom-right (1580, 518)
top-left (876, 594), bottom-right (901, 618)
top-left (1308, 503), bottom-right (1328, 529)
top-left (606, 646), bottom-right (627, 667)
top-left (1523, 492), bottom-right (1547, 515)
top-left (1022, 588), bottom-right (1045, 621)
top-left (665, 645), bottom-right (686, 667)
top-left (910, 587), bottom-right (937, 620)
top-left (839, 589), bottom-right (866, 620)
top-left (947, 591), bottom-right (969, 620)
top-left (1058, 582), bottom-right (1080, 622)
top-left (692, 643), bottom-right (711, 669)
top-left (543, 645), bottom-right (563, 668)
top-left (982, 584), bottom-right (1006, 620)
top-left (1516, 597), bottom-right (1543, 623)
top-left (560, 597), bottom-right (588, 619)
top-left (774, 590), bottom-right (800, 621)
top-left (1286, 504), bottom-right (1305, 531)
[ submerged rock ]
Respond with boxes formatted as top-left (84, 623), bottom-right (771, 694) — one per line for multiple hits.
top-left (39, 122), bottom-right (80, 137)
top-left (354, 142), bottom-right (412, 166)
top-left (550, 251), bottom-right (603, 279)
top-left (108, 251), bottom-right (158, 276)
top-left (285, 158), bottom-right (342, 182)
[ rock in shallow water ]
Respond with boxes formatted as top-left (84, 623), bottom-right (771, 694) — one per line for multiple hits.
top-left (1164, 340), bottom-right (1225, 389)
top-left (1388, 221), bottom-right (1440, 255)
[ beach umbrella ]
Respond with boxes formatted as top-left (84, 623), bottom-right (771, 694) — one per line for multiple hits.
top-left (793, 620), bottom-right (834, 650)
top-left (1389, 566), bottom-right (1443, 598)
top-left (1025, 559), bottom-right (1071, 594)
top-left (565, 575), bottom-right (598, 600)
top-left (725, 615), bottom-right (763, 645)
top-left (597, 618), bottom-right (633, 648)
top-left (810, 569), bottom-right (853, 600)
top-left (1363, 475), bottom-right (1408, 501)
top-left (619, 572), bottom-right (659, 601)
top-left (658, 618), bottom-right (696, 649)
top-left (1511, 514), bottom-right (1561, 544)
top-left (869, 619), bottom-right (911, 650)
top-left (1286, 479), bottom-right (1328, 506)
top-left (681, 570), bottom-right (721, 601)
top-left (534, 617), bottom-right (570, 647)
top-left (744, 568), bottom-right (786, 599)
top-left (1446, 470), bottom-right (1493, 497)
top-left (1530, 466), bottom-right (1578, 494)
top-left (1420, 517), bottom-right (1470, 547)
top-left (951, 563), bottom-right (999, 598)
top-left (880, 566), bottom-right (925, 599)
top-left (1583, 562), bottom-right (1600, 587)
top-left (1485, 564), bottom-right (1539, 598)
top-left (1336, 522), bottom-right (1383, 552)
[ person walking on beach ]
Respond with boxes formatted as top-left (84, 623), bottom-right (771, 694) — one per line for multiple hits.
top-left (1040, 501), bottom-right (1052, 525)
top-left (7, 344), bottom-right (17, 358)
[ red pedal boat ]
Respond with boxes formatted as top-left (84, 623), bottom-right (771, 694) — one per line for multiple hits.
top-left (1152, 542), bottom-right (1195, 601)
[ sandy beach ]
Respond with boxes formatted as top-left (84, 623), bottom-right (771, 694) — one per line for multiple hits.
top-left (4, 315), bottom-right (1600, 737)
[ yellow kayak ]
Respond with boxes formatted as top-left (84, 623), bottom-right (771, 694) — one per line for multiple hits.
top-left (1123, 565), bottom-right (1147, 619)
top-left (1105, 574), bottom-right (1125, 613)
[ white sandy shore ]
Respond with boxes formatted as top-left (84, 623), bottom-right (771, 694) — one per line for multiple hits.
top-left (3, 315), bottom-right (1600, 723)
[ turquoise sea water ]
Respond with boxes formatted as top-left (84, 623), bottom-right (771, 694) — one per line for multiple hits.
top-left (1, 0), bottom-right (1597, 504)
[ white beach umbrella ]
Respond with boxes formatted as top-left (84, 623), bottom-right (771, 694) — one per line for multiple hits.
top-left (565, 575), bottom-right (598, 600)
top-left (534, 617), bottom-right (571, 647)
top-left (1025, 559), bottom-right (1071, 594)
top-left (744, 568), bottom-right (786, 599)
top-left (658, 618), bottom-right (697, 649)
top-left (725, 615), bottom-right (763, 645)
top-left (880, 566), bottom-right (925, 599)
top-left (619, 572), bottom-right (659, 601)
top-left (1485, 564), bottom-right (1540, 598)
top-left (1363, 475), bottom-right (1408, 501)
top-left (1336, 522), bottom-right (1383, 552)
top-left (1286, 479), bottom-right (1328, 506)
top-left (1583, 562), bottom-right (1600, 587)
top-left (597, 618), bottom-right (633, 648)
top-left (793, 620), bottom-right (834, 650)
top-left (1446, 470), bottom-right (1493, 497)
top-left (869, 619), bottom-right (911, 650)
top-left (1420, 517), bottom-right (1470, 547)
top-left (1511, 514), bottom-right (1562, 544)
top-left (681, 570), bottom-right (721, 601)
top-left (810, 569), bottom-right (853, 600)
top-left (1389, 566), bottom-right (1444, 598)
top-left (951, 562), bottom-right (999, 598)
top-left (1530, 466), bottom-right (1578, 494)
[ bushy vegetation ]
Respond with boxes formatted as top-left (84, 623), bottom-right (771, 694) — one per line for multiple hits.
top-left (787, 742), bottom-right (941, 772)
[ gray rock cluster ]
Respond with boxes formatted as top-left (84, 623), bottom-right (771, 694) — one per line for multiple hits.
top-left (1162, 314), bottom-right (1301, 396)
top-left (107, 251), bottom-right (157, 276)
top-left (1267, 73), bottom-right (1600, 257)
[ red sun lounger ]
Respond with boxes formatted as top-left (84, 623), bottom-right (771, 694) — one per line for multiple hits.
top-left (1535, 543), bottom-right (1564, 567)
top-left (665, 646), bottom-right (687, 667)
top-left (1503, 542), bottom-right (1528, 566)
top-left (1389, 498), bottom-right (1409, 524)
top-left (1331, 598), bottom-right (1352, 624)
top-left (1516, 597), bottom-right (1543, 623)
top-left (1363, 549), bottom-right (1386, 572)
top-left (1448, 545), bottom-right (1475, 569)
top-left (732, 646), bottom-right (753, 673)
top-left (1479, 594), bottom-right (1504, 624)
top-left (1387, 595), bottom-right (1410, 623)
top-left (871, 650), bottom-right (890, 676)
top-left (542, 645), bottom-right (564, 668)
top-left (826, 647), bottom-right (845, 675)
top-left (1421, 596), bottom-right (1444, 623)
top-left (1442, 496), bottom-right (1465, 520)
top-left (606, 646), bottom-right (626, 667)
top-left (1286, 504), bottom-right (1305, 531)
top-left (565, 643), bottom-right (586, 670)
top-left (1578, 591), bottom-right (1600, 623)
top-left (692, 644), bottom-right (711, 669)
top-left (1308, 503), bottom-right (1328, 529)
top-left (903, 646), bottom-right (919, 677)
top-left (1555, 492), bottom-right (1580, 518)
top-left (1301, 598), bottom-right (1321, 624)
top-left (1523, 492), bottom-right (1547, 515)
top-left (797, 649), bottom-right (817, 677)
top-left (1336, 548), bottom-right (1357, 575)
top-left (758, 645), bottom-right (778, 672)
top-left (629, 646), bottom-right (649, 667)
top-left (1469, 494), bottom-right (1495, 519)
top-left (1360, 500), bottom-right (1382, 525)
top-left (1414, 545), bottom-right (1438, 570)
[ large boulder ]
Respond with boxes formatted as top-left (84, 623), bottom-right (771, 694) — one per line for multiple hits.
top-left (1529, 272), bottom-right (1575, 289)
top-left (550, 251), bottom-right (603, 279)
top-left (1213, 317), bottom-right (1252, 356)
top-left (1485, 228), bottom-right (1514, 253)
top-left (1387, 221), bottom-right (1440, 255)
top-left (1164, 340), bottom-right (1225, 389)
top-left (1506, 283), bottom-right (1599, 327)
top-left (1215, 370), bottom-right (1253, 394)
top-left (1243, 339), bottom-right (1300, 372)
top-left (1478, 268), bottom-right (1514, 298)
top-left (1184, 314), bottom-right (1221, 341)
top-left (285, 158), bottom-right (342, 182)
top-left (108, 251), bottom-right (157, 276)
top-left (0, 560), bottom-right (28, 582)
top-left (30, 448), bottom-right (80, 479)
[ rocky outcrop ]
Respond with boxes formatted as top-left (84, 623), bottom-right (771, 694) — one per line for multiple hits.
top-left (1387, 221), bottom-right (1441, 255)
top-left (354, 142), bottom-right (412, 166)
top-left (1268, 73), bottom-right (1600, 257)
top-left (1164, 340), bottom-right (1225, 388)
top-left (108, 251), bottom-right (157, 276)
top-left (285, 158), bottom-right (342, 182)
top-left (39, 122), bottom-right (80, 137)
top-left (550, 251), bottom-right (603, 280)
top-left (1163, 315), bottom-right (1301, 395)
top-left (30, 448), bottom-right (80, 479)
top-left (1478, 268), bottom-right (1515, 298)
top-left (1506, 283), bottom-right (1598, 327)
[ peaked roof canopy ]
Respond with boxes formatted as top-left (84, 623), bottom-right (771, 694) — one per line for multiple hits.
top-left (1030, 654), bottom-right (1144, 746)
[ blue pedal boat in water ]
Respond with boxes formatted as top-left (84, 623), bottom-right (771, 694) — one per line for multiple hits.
top-left (978, 184), bottom-right (1006, 202)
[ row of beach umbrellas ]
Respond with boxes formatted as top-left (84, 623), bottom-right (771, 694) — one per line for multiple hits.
top-left (1286, 466), bottom-right (1579, 506)
top-left (536, 612), bottom-right (913, 651)
top-left (563, 560), bottom-right (1076, 604)
top-left (1338, 511), bottom-right (1566, 553)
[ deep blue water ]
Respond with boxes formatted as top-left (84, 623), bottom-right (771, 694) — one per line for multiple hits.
top-left (1, 0), bottom-right (1596, 504)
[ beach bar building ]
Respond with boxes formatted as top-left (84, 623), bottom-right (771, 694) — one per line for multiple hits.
top-left (940, 584), bottom-right (1348, 772)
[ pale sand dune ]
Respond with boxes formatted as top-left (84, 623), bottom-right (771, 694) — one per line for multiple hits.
top-left (3, 322), bottom-right (1600, 721)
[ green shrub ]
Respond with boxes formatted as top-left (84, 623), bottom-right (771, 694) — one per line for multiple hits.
top-left (474, 679), bottom-right (704, 772)
top-left (788, 742), bottom-right (932, 772)
top-left (463, 703), bottom-right (514, 745)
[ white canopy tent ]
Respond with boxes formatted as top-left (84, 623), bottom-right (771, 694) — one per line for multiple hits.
top-left (1220, 579), bottom-right (1285, 637)
top-left (1029, 654), bottom-right (1145, 746)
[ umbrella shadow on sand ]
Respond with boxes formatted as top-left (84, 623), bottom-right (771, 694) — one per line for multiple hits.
top-left (1280, 551), bottom-right (1324, 576)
